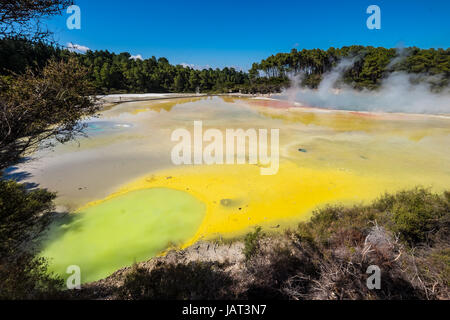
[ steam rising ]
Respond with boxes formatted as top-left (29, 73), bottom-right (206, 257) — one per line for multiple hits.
top-left (281, 60), bottom-right (450, 114)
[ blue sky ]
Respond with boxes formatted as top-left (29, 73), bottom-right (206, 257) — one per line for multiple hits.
top-left (46, 0), bottom-right (450, 70)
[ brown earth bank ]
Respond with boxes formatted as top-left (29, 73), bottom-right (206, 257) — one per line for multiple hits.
top-left (70, 188), bottom-right (449, 301)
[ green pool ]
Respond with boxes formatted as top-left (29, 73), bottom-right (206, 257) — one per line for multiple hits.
top-left (39, 188), bottom-right (205, 284)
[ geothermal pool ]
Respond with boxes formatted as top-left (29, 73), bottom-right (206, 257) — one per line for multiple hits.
top-left (19, 96), bottom-right (449, 283)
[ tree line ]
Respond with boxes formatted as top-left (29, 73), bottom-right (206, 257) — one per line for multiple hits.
top-left (1, 38), bottom-right (448, 95)
top-left (0, 37), bottom-right (249, 94)
top-left (250, 46), bottom-right (449, 91)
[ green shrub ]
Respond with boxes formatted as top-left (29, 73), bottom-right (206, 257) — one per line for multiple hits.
top-left (300, 188), bottom-right (449, 247)
top-left (0, 253), bottom-right (64, 300)
top-left (243, 226), bottom-right (263, 260)
top-left (375, 188), bottom-right (449, 245)
top-left (0, 179), bottom-right (56, 255)
top-left (297, 204), bottom-right (380, 248)
top-left (0, 179), bottom-right (63, 299)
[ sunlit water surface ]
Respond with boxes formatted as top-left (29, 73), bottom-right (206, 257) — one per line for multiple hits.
top-left (19, 96), bottom-right (449, 283)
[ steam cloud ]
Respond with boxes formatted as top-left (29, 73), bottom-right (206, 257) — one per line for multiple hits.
top-left (280, 59), bottom-right (450, 114)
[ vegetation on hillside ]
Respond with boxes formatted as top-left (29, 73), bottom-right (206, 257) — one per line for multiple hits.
top-left (250, 46), bottom-right (449, 91)
top-left (0, 37), bottom-right (249, 94)
top-left (1, 38), bottom-right (449, 95)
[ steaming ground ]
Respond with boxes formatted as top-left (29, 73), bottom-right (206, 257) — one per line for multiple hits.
top-left (279, 61), bottom-right (450, 114)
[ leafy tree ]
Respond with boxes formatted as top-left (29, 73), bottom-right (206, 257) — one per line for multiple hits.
top-left (0, 1), bottom-right (98, 300)
top-left (0, 0), bottom-right (72, 40)
top-left (0, 57), bottom-right (99, 170)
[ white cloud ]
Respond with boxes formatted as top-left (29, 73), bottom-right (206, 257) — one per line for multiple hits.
top-left (130, 54), bottom-right (143, 61)
top-left (180, 63), bottom-right (211, 70)
top-left (67, 42), bottom-right (90, 53)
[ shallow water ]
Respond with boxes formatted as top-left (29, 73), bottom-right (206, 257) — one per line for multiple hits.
top-left (39, 188), bottom-right (205, 283)
top-left (24, 96), bottom-right (449, 283)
